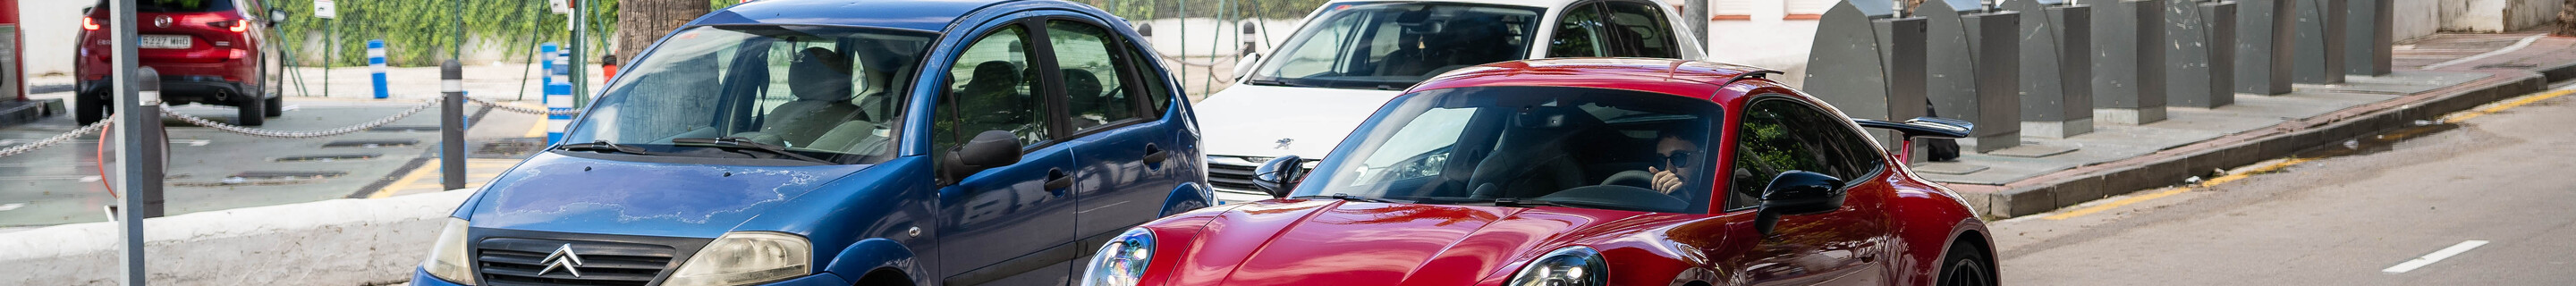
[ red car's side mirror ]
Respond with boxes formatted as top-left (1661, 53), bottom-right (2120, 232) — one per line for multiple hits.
top-left (1755, 171), bottom-right (1846, 236)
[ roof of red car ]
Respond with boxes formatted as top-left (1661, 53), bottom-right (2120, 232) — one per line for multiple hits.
top-left (1407, 58), bottom-right (1773, 103)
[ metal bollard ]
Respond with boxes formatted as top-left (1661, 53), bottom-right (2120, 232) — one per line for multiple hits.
top-left (1921, 0), bottom-right (1981, 137)
top-left (1964, 10), bottom-right (2021, 152)
top-left (2236, 0), bottom-right (2295, 95)
top-left (369, 39), bottom-right (388, 99)
top-left (2292, 0), bottom-right (2345, 84)
top-left (1877, 17), bottom-right (1933, 160)
top-left (2085, 0), bottom-right (2168, 124)
top-left (2166, 0), bottom-right (2235, 108)
top-left (441, 60), bottom-right (466, 190)
top-left (2008, 1), bottom-right (2097, 138)
top-left (2343, 0), bottom-right (2392, 76)
top-left (1804, 0), bottom-right (1893, 124)
top-left (121, 67), bottom-right (165, 219)
top-left (2202, 2), bottom-right (2237, 103)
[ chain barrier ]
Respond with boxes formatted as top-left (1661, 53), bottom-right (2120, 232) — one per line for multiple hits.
top-left (464, 97), bottom-right (581, 115)
top-left (160, 100), bottom-right (438, 139)
top-left (0, 117), bottom-right (114, 158)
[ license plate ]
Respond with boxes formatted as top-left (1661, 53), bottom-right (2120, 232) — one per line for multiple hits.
top-left (139, 35), bottom-right (191, 49)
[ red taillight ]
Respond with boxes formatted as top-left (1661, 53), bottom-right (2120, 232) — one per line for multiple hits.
top-left (209, 20), bottom-right (249, 32)
top-left (83, 18), bottom-right (100, 30)
top-left (227, 48), bottom-right (248, 59)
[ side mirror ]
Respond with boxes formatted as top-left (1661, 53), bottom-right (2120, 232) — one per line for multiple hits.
top-left (1251, 155), bottom-right (1305, 198)
top-left (942, 130), bottom-right (1023, 182)
top-left (1753, 171), bottom-right (1846, 236)
top-left (269, 9), bottom-right (288, 26)
top-left (1231, 53), bottom-right (1261, 81)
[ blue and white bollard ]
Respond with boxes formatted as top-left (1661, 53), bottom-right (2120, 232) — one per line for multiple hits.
top-left (369, 39), bottom-right (389, 99)
top-left (544, 46), bottom-right (574, 144)
top-left (540, 43), bottom-right (558, 88)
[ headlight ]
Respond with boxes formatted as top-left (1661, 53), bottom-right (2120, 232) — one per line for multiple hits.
top-left (1505, 246), bottom-right (1608, 286)
top-left (1080, 228), bottom-right (1157, 286)
top-left (419, 217), bottom-right (478, 285)
top-left (664, 231), bottom-right (813, 286)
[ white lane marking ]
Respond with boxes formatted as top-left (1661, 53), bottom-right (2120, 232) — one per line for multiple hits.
top-left (2383, 240), bottom-right (2490, 273)
top-left (0, 203), bottom-right (23, 211)
top-left (2421, 35), bottom-right (2543, 70)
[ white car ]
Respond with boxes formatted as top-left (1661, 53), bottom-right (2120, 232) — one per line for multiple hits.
top-left (1198, 0), bottom-right (1706, 201)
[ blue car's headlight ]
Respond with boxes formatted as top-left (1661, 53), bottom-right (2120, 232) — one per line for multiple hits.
top-left (1081, 228), bottom-right (1157, 286)
top-left (1506, 246), bottom-right (1608, 286)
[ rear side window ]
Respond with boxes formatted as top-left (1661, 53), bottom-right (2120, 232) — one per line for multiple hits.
top-left (1725, 97), bottom-right (1881, 210)
top-left (101, 0), bottom-right (239, 13)
top-left (1601, 1), bottom-right (1679, 58)
top-left (1547, 3), bottom-right (1607, 57)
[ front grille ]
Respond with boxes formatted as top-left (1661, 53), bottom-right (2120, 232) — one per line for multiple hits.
top-left (477, 238), bottom-right (678, 286)
top-left (1208, 162), bottom-right (1260, 190)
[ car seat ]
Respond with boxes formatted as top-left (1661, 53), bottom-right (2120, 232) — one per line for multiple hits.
top-left (1466, 105), bottom-right (1598, 199)
top-left (1063, 69), bottom-right (1114, 129)
top-left (956, 61), bottom-right (1028, 134)
top-left (742, 47), bottom-right (864, 147)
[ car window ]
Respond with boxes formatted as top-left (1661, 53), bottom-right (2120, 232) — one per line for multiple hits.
top-left (1046, 21), bottom-right (1145, 133)
top-left (938, 24), bottom-right (1052, 150)
top-left (1601, 1), bottom-right (1679, 58)
top-left (1726, 97), bottom-right (1877, 210)
top-left (1250, 3), bottom-right (1541, 89)
top-left (1297, 86), bottom-right (1722, 214)
top-left (564, 25), bottom-right (930, 164)
top-left (1547, 3), bottom-right (1608, 58)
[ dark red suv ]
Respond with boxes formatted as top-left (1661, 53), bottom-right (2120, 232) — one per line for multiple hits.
top-left (75, 0), bottom-right (286, 126)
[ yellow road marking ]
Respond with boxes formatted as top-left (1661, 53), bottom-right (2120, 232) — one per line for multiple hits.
top-left (2443, 88), bottom-right (2573, 123)
top-left (2042, 86), bottom-right (2571, 220)
top-left (370, 164), bottom-right (438, 198)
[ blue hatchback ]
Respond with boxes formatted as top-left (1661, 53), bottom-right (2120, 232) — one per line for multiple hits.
top-left (410, 1), bottom-right (1212, 285)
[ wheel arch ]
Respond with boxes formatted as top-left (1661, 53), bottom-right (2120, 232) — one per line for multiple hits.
top-left (821, 238), bottom-right (933, 286)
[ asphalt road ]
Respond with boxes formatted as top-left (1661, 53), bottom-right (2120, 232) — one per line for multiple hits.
top-left (0, 97), bottom-right (547, 228)
top-left (1992, 81), bottom-right (2576, 285)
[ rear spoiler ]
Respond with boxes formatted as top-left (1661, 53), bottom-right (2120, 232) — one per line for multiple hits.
top-left (1855, 117), bottom-right (1972, 162)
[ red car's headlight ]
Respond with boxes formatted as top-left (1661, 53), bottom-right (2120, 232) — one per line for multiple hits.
top-left (1506, 246), bottom-right (1608, 286)
top-left (1081, 228), bottom-right (1156, 286)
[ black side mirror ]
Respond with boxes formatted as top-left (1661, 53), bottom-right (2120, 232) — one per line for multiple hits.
top-left (941, 130), bottom-right (1022, 182)
top-left (1251, 155), bottom-right (1306, 198)
top-left (1753, 171), bottom-right (1846, 236)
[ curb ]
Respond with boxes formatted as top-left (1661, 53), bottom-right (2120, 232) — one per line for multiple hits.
top-left (0, 190), bottom-right (470, 285)
top-left (1960, 64), bottom-right (2572, 219)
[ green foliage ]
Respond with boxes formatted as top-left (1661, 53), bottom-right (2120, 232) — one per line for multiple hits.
top-left (267, 0), bottom-right (619, 67)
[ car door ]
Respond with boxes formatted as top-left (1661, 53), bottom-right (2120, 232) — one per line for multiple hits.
top-left (1038, 18), bottom-right (1189, 244)
top-left (933, 19), bottom-right (1084, 286)
top-left (1716, 97), bottom-right (1895, 286)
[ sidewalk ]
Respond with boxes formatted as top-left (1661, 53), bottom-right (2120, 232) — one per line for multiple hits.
top-left (1947, 31), bottom-right (2576, 218)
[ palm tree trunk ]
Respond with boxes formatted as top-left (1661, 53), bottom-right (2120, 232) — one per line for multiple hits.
top-left (615, 0), bottom-right (710, 63)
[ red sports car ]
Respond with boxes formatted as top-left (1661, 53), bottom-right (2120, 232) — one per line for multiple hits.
top-left (1080, 58), bottom-right (1994, 286)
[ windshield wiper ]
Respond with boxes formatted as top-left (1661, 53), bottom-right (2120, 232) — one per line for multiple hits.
top-left (1453, 198), bottom-right (1572, 208)
top-left (556, 140), bottom-right (656, 156)
top-left (1244, 79), bottom-right (1315, 88)
top-left (1290, 193), bottom-right (1412, 204)
top-left (671, 137), bottom-right (836, 164)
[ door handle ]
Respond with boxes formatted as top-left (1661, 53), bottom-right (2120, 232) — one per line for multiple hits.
top-left (1044, 168), bottom-right (1073, 194)
top-left (1141, 143), bottom-right (1169, 166)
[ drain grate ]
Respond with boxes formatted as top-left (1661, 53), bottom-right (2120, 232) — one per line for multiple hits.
top-left (272, 154), bottom-right (383, 162)
top-left (321, 139), bottom-right (419, 148)
top-left (367, 125), bottom-right (442, 132)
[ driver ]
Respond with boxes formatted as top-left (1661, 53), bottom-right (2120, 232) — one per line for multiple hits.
top-left (1645, 125), bottom-right (1703, 194)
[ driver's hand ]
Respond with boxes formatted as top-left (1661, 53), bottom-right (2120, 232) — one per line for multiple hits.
top-left (1648, 166), bottom-right (1682, 194)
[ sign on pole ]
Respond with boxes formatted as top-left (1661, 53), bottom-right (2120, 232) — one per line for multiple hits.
top-left (551, 0), bottom-right (572, 14)
top-left (313, 0), bottom-right (336, 19)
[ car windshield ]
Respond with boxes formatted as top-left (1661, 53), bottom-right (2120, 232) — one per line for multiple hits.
top-left (562, 25), bottom-right (933, 164)
top-left (1246, 2), bottom-right (1541, 89)
top-left (1292, 86), bottom-right (1723, 214)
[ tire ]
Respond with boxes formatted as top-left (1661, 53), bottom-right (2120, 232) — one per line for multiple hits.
top-left (75, 90), bottom-right (107, 125)
top-left (234, 93), bottom-right (267, 126)
top-left (263, 96), bottom-right (284, 117)
top-left (1939, 241), bottom-right (1996, 286)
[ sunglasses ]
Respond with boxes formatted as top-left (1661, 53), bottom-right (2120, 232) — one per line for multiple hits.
top-left (1661, 150), bottom-right (1695, 168)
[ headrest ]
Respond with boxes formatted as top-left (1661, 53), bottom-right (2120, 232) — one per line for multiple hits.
top-left (970, 61), bottom-right (1021, 88)
top-left (1061, 69), bottom-right (1101, 97)
top-left (788, 47), bottom-right (853, 102)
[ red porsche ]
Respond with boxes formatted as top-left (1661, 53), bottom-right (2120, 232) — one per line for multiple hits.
top-left (1080, 58), bottom-right (1994, 286)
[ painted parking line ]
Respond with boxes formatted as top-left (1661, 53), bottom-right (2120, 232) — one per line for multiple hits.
top-left (369, 159), bottom-right (520, 198)
top-left (2383, 240), bottom-right (2489, 273)
top-left (2042, 158), bottom-right (2314, 221)
top-left (0, 203), bottom-right (24, 212)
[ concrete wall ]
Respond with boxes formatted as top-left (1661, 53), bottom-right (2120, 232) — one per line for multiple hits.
top-left (2395, 0), bottom-right (2445, 40)
top-left (0, 190), bottom-right (469, 286)
top-left (2440, 0), bottom-right (2564, 32)
top-left (21, 0), bottom-right (89, 76)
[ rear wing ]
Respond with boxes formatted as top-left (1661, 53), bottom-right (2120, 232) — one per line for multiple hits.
top-left (1854, 117), bottom-right (1972, 162)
